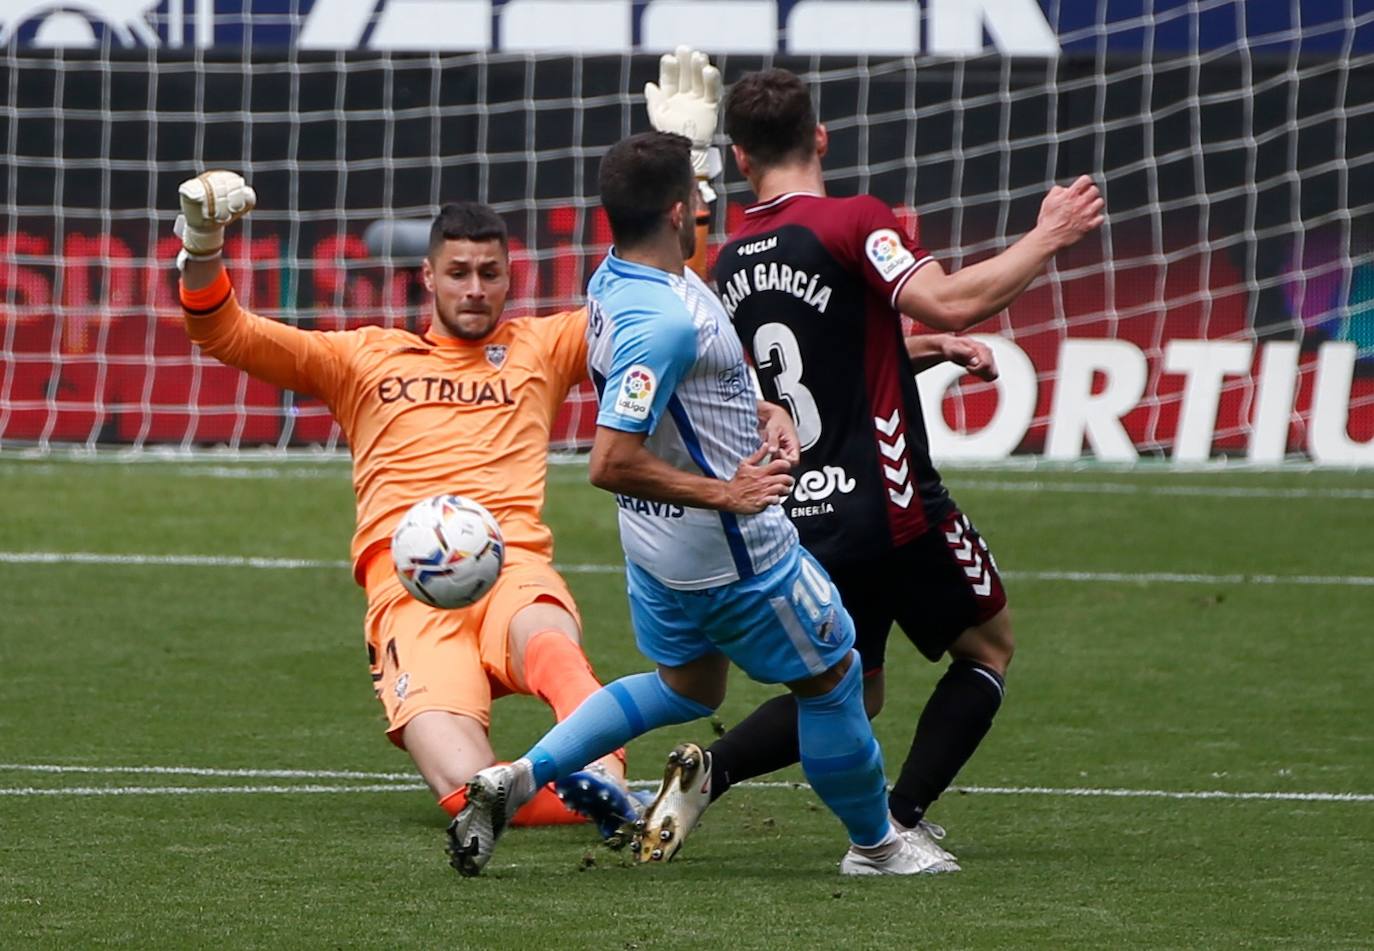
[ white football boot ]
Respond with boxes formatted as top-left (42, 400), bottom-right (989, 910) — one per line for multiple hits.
top-left (839, 825), bottom-right (962, 876)
top-left (890, 814), bottom-right (960, 867)
top-left (446, 762), bottom-right (535, 877)
top-left (632, 742), bottom-right (713, 863)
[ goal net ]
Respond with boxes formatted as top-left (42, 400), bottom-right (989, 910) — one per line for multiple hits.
top-left (2, 2), bottom-right (1372, 464)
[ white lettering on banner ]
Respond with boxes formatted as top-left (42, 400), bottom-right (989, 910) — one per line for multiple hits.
top-left (295, 0), bottom-right (373, 47)
top-left (918, 338), bottom-right (1368, 465)
top-left (788, 1), bottom-right (920, 55)
top-left (1163, 340), bottom-right (1254, 463)
top-left (0, 1), bottom-right (1058, 52)
top-left (927, 0), bottom-right (1059, 55)
top-left (1247, 342), bottom-right (1301, 464)
top-left (0, 0), bottom-right (159, 46)
top-left (917, 335), bottom-right (1037, 461)
top-left (1310, 342), bottom-right (1374, 465)
top-left (502, 0), bottom-right (632, 52)
top-left (641, 0), bottom-right (776, 53)
top-left (1045, 340), bottom-right (1149, 463)
top-left (369, 0), bottom-right (491, 50)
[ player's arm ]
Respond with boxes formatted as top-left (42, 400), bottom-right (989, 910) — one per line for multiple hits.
top-left (586, 301), bottom-right (791, 514)
top-left (756, 400), bottom-right (801, 466)
top-left (176, 171), bottom-right (346, 399)
top-left (645, 45), bottom-right (720, 281)
top-left (590, 429), bottom-right (792, 515)
top-left (905, 333), bottom-right (998, 381)
top-left (897, 176), bottom-right (1104, 331)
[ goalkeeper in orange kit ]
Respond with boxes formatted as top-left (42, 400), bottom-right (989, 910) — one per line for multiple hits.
top-left (173, 175), bottom-right (707, 848)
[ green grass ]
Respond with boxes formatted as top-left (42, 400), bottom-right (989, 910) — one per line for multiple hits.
top-left (2, 458), bottom-right (1372, 949)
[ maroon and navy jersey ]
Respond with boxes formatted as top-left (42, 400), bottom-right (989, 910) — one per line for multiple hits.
top-left (715, 191), bottom-right (954, 565)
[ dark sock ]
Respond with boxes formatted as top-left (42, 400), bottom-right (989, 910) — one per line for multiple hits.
top-left (704, 693), bottom-right (800, 803)
top-left (889, 659), bottom-right (1005, 827)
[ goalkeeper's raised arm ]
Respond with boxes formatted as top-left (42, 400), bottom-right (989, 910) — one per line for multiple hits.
top-left (645, 45), bottom-right (723, 278)
top-left (175, 170), bottom-right (348, 400)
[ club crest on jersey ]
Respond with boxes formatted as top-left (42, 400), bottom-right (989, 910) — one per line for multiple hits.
top-left (484, 344), bottom-right (508, 368)
top-left (616, 365), bottom-right (656, 420)
top-left (865, 228), bottom-right (917, 281)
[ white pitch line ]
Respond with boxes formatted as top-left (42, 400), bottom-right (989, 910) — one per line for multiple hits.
top-left (2, 779), bottom-right (1370, 804)
top-left (0, 784), bottom-right (428, 797)
top-left (0, 551), bottom-right (353, 569)
top-left (0, 763), bottom-right (420, 781)
top-left (1010, 569), bottom-right (1374, 587)
top-left (3, 551), bottom-right (1371, 587)
top-left (955, 785), bottom-right (1374, 803)
top-left (955, 479), bottom-right (1374, 501)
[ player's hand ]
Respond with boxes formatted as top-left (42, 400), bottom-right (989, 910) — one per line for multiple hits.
top-left (942, 336), bottom-right (999, 382)
top-left (645, 46), bottom-right (723, 181)
top-left (1035, 175), bottom-right (1104, 251)
top-left (757, 401), bottom-right (801, 467)
top-left (174, 170), bottom-right (257, 262)
top-left (724, 445), bottom-right (795, 514)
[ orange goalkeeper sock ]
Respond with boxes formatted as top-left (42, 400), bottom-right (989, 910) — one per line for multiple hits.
top-left (523, 629), bottom-right (627, 777)
top-left (438, 787), bottom-right (468, 817)
top-left (523, 629), bottom-right (602, 720)
top-left (510, 784), bottom-right (586, 827)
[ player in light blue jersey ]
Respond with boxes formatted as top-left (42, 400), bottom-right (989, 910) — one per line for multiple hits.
top-left (448, 131), bottom-right (948, 877)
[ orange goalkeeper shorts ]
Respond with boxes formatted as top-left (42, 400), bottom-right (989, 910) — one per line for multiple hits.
top-left (361, 548), bottom-right (581, 747)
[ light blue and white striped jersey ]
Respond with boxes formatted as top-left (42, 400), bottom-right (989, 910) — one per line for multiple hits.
top-left (587, 250), bottom-right (798, 590)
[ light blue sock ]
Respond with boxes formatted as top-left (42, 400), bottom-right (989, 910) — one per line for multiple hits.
top-left (797, 655), bottom-right (892, 847)
top-left (525, 671), bottom-right (713, 786)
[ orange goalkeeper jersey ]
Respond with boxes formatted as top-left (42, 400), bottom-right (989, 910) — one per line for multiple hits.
top-left (183, 288), bottom-right (588, 585)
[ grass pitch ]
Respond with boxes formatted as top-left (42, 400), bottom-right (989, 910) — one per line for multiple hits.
top-left (1, 457), bottom-right (1372, 949)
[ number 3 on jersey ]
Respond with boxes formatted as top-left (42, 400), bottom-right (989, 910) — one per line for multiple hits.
top-left (753, 322), bottom-right (822, 451)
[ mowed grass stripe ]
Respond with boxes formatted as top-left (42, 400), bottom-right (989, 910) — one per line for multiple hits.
top-left (6, 457), bottom-right (1374, 498)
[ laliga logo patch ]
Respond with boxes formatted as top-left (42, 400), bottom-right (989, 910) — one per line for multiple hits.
top-left (615, 365), bottom-right (655, 421)
top-left (865, 228), bottom-right (916, 281)
top-left (484, 344), bottom-right (507, 368)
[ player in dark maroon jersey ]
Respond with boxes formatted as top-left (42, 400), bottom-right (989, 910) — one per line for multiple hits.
top-left (631, 59), bottom-right (1103, 869)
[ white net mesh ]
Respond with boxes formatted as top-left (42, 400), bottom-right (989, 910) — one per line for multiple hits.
top-left (2, 2), bottom-right (1372, 463)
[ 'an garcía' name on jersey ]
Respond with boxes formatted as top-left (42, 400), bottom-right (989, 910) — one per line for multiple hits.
top-left (719, 253), bottom-right (833, 318)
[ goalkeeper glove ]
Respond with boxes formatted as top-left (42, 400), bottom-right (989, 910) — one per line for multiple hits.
top-left (173, 170), bottom-right (256, 269)
top-left (645, 46), bottom-right (723, 201)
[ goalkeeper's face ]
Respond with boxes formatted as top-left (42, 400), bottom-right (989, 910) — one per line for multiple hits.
top-left (425, 238), bottom-right (511, 341)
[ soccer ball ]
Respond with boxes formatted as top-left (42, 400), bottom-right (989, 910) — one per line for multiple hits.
top-left (390, 494), bottom-right (505, 609)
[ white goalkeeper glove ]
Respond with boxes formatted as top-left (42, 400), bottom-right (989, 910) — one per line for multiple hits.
top-left (173, 170), bottom-right (256, 269)
top-left (645, 46), bottom-right (723, 201)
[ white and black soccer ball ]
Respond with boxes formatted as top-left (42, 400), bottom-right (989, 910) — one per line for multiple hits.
top-left (390, 494), bottom-right (505, 609)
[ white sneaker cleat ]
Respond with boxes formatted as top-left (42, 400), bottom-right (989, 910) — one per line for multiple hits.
top-left (632, 742), bottom-right (712, 864)
top-left (890, 814), bottom-right (959, 866)
top-left (839, 827), bottom-right (961, 876)
top-left (446, 762), bottom-right (533, 877)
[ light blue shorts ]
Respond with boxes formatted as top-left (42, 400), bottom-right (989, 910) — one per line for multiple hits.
top-left (625, 545), bottom-right (856, 685)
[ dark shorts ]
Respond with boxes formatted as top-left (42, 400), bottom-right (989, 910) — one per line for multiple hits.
top-left (826, 509), bottom-right (1008, 671)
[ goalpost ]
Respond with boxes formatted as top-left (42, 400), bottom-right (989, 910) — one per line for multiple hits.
top-left (1, 3), bottom-right (1371, 464)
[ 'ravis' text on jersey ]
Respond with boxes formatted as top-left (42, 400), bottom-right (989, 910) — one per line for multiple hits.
top-left (719, 262), bottom-right (833, 318)
top-left (614, 494), bottom-right (686, 518)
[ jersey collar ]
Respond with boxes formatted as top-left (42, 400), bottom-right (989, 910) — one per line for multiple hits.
top-left (745, 191), bottom-right (823, 214)
top-left (605, 247), bottom-right (679, 284)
